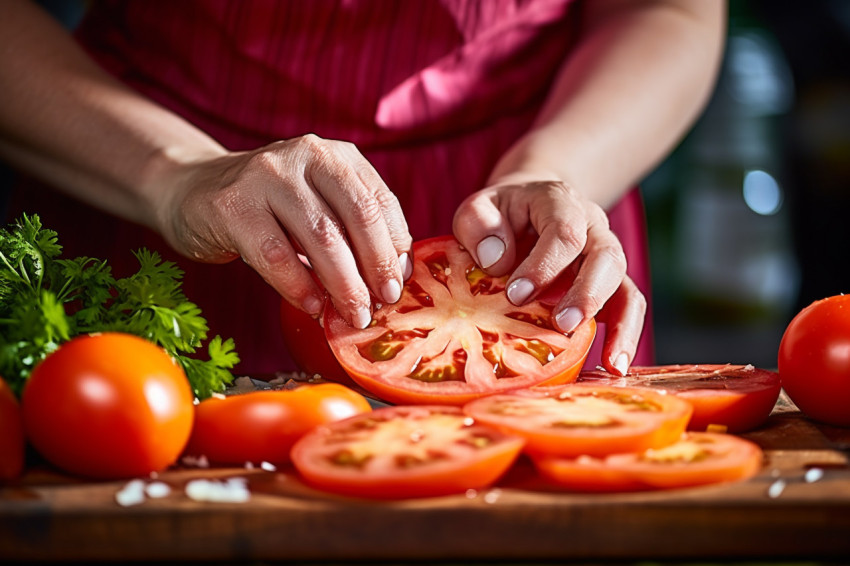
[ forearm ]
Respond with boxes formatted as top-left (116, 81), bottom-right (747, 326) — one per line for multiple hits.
top-left (490, 0), bottom-right (726, 208)
top-left (0, 0), bottom-right (225, 229)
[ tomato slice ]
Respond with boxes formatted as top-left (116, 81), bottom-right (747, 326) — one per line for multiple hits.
top-left (184, 383), bottom-right (372, 466)
top-left (532, 432), bottom-right (763, 492)
top-left (463, 384), bottom-right (693, 458)
top-left (578, 364), bottom-right (781, 433)
top-left (290, 405), bottom-right (525, 499)
top-left (323, 236), bottom-right (596, 405)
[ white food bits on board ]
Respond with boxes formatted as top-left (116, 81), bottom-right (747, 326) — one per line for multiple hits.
top-left (185, 477), bottom-right (251, 503)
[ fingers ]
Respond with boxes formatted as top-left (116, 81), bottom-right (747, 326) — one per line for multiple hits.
top-left (453, 179), bottom-right (644, 376)
top-left (274, 135), bottom-right (412, 327)
top-left (452, 187), bottom-right (517, 276)
top-left (595, 276), bottom-right (647, 376)
top-left (189, 135), bottom-right (412, 330)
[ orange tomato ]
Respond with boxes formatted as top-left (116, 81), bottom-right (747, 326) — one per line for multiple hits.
top-left (22, 333), bottom-right (194, 479)
top-left (184, 383), bottom-right (372, 465)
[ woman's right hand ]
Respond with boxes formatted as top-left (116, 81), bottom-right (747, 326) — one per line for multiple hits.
top-left (154, 134), bottom-right (413, 329)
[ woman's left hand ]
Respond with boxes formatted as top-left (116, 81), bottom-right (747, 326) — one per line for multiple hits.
top-left (452, 173), bottom-right (646, 376)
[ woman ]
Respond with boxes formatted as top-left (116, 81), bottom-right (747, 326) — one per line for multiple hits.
top-left (0, 0), bottom-right (725, 375)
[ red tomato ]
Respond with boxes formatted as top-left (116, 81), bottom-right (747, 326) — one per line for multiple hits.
top-left (779, 294), bottom-right (850, 427)
top-left (0, 378), bottom-right (24, 481)
top-left (184, 383), bottom-right (372, 465)
top-left (532, 432), bottom-right (763, 492)
top-left (463, 383), bottom-right (693, 458)
top-left (291, 405), bottom-right (525, 499)
top-left (22, 333), bottom-right (195, 479)
top-left (323, 236), bottom-right (596, 405)
top-left (578, 364), bottom-right (781, 433)
top-left (280, 297), bottom-right (356, 386)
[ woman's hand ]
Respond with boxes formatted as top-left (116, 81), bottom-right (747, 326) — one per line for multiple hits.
top-left (452, 173), bottom-right (646, 376)
top-left (155, 134), bottom-right (413, 330)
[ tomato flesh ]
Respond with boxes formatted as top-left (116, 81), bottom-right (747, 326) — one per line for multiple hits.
top-left (184, 383), bottom-right (372, 465)
top-left (532, 432), bottom-right (763, 492)
top-left (324, 236), bottom-right (596, 405)
top-left (291, 405), bottom-right (525, 499)
top-left (464, 383), bottom-right (693, 458)
top-left (578, 364), bottom-right (781, 432)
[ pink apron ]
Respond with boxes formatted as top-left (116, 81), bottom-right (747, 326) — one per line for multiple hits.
top-left (12, 0), bottom-right (654, 372)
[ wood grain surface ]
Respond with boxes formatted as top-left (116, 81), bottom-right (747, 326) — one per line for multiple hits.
top-left (1, 392), bottom-right (849, 563)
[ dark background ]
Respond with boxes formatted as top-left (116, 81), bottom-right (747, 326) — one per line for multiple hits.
top-left (3, 0), bottom-right (849, 370)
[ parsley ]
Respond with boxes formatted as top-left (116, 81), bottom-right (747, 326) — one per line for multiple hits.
top-left (0, 213), bottom-right (238, 398)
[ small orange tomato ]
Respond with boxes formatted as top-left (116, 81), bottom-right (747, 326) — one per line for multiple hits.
top-left (184, 383), bottom-right (372, 465)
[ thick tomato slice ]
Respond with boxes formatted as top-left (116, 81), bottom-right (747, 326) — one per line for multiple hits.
top-left (532, 432), bottom-right (763, 492)
top-left (463, 384), bottom-right (693, 458)
top-left (578, 364), bottom-right (781, 433)
top-left (323, 236), bottom-right (596, 405)
top-left (184, 383), bottom-right (372, 466)
top-left (290, 405), bottom-right (525, 499)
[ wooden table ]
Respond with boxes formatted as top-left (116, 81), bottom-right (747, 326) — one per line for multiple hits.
top-left (1, 393), bottom-right (849, 563)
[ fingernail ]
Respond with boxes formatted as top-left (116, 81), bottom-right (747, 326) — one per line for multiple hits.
top-left (477, 236), bottom-right (505, 269)
top-left (303, 295), bottom-right (323, 316)
top-left (399, 252), bottom-right (413, 280)
top-left (507, 278), bottom-right (535, 305)
top-left (613, 352), bottom-right (630, 377)
top-left (555, 306), bottom-right (583, 333)
top-left (353, 306), bottom-right (371, 329)
top-left (382, 278), bottom-right (402, 304)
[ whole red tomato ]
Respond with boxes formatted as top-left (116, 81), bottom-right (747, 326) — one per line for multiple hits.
top-left (0, 378), bottom-right (24, 481)
top-left (22, 332), bottom-right (195, 479)
top-left (279, 297), bottom-right (355, 386)
top-left (183, 383), bottom-right (372, 465)
top-left (778, 295), bottom-right (850, 427)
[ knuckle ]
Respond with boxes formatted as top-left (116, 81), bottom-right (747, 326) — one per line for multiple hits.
top-left (348, 195), bottom-right (384, 230)
top-left (305, 213), bottom-right (346, 250)
top-left (552, 222), bottom-right (587, 254)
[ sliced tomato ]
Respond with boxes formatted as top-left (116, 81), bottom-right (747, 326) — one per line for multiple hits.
top-left (184, 383), bottom-right (372, 466)
top-left (463, 383), bottom-right (693, 458)
top-left (532, 432), bottom-right (763, 492)
top-left (323, 236), bottom-right (596, 405)
top-left (290, 405), bottom-right (525, 499)
top-left (578, 364), bottom-right (781, 433)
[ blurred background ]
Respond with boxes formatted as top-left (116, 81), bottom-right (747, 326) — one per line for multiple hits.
top-left (3, 0), bottom-right (849, 370)
top-left (645, 0), bottom-right (850, 367)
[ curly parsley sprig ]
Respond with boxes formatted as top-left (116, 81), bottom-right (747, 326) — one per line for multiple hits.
top-left (0, 213), bottom-right (238, 398)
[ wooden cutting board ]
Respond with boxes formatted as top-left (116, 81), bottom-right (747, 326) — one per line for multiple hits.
top-left (1, 392), bottom-right (849, 563)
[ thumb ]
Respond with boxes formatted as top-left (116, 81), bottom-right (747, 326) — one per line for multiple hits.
top-left (452, 189), bottom-right (516, 276)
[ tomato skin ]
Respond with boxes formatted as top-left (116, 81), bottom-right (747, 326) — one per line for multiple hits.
top-left (184, 383), bottom-right (372, 465)
top-left (779, 295), bottom-right (850, 427)
top-left (0, 378), bottom-right (25, 481)
top-left (324, 235), bottom-right (596, 406)
top-left (464, 383), bottom-right (693, 458)
top-left (578, 365), bottom-right (781, 433)
top-left (532, 432), bottom-right (763, 492)
top-left (280, 297), bottom-right (356, 386)
top-left (291, 405), bottom-right (525, 499)
top-left (22, 333), bottom-right (195, 479)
